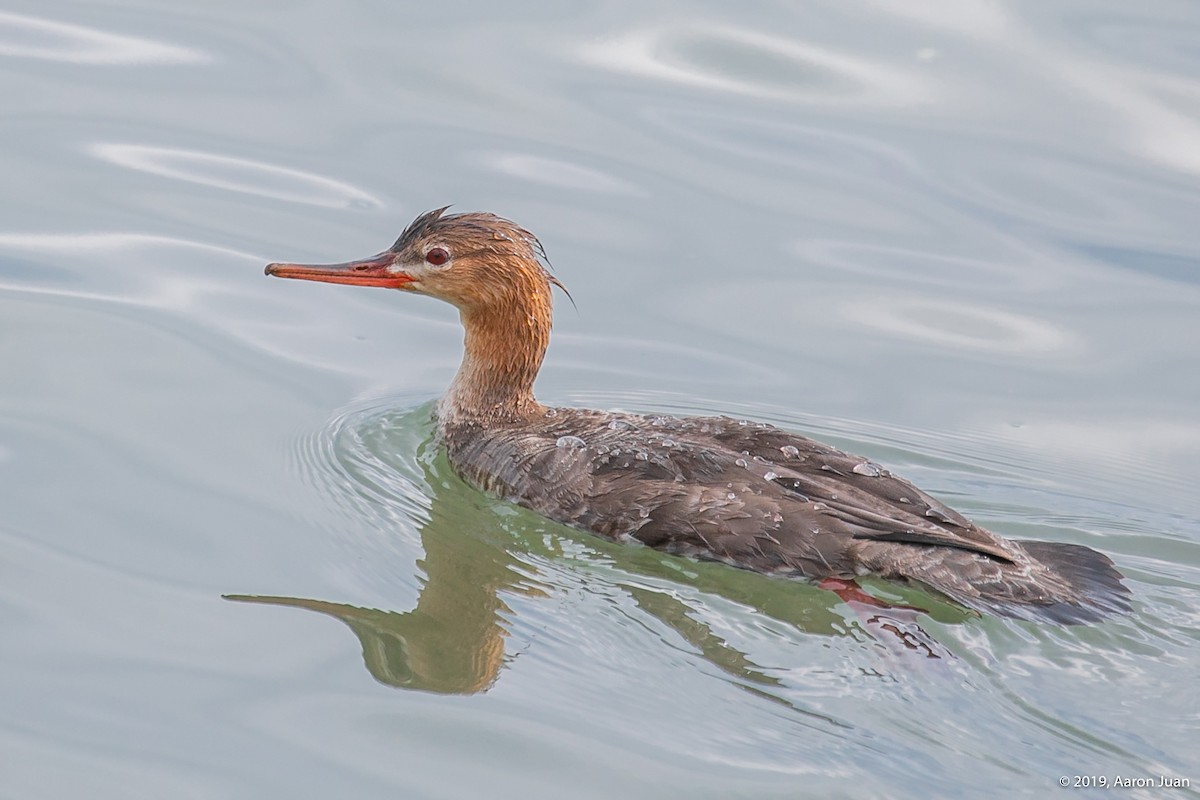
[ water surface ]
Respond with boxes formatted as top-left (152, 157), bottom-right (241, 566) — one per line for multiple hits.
top-left (2, 1), bottom-right (1198, 797)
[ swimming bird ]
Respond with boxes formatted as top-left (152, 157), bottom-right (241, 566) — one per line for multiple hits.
top-left (266, 208), bottom-right (1130, 624)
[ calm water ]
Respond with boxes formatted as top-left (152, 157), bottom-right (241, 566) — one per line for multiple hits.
top-left (2, 1), bottom-right (1199, 797)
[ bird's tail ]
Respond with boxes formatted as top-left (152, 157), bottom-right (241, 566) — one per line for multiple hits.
top-left (1005, 540), bottom-right (1131, 623)
top-left (868, 539), bottom-right (1131, 624)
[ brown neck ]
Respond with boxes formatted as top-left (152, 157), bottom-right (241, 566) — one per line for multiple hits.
top-left (438, 278), bottom-right (553, 423)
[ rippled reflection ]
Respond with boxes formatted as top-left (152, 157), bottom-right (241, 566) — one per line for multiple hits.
top-left (844, 296), bottom-right (1075, 355)
top-left (0, 11), bottom-right (207, 65)
top-left (0, 230), bottom-right (422, 377)
top-left (870, 0), bottom-right (1011, 37)
top-left (0, 231), bottom-right (259, 307)
top-left (479, 152), bottom-right (638, 194)
top-left (999, 419), bottom-right (1200, 479)
top-left (1081, 14), bottom-right (1200, 73)
top-left (792, 241), bottom-right (1045, 292)
top-left (228, 574), bottom-right (515, 694)
top-left (90, 143), bottom-right (382, 208)
top-left (1063, 61), bottom-right (1200, 177)
top-left (936, 146), bottom-right (1200, 241)
top-left (579, 23), bottom-right (931, 105)
top-left (639, 109), bottom-right (921, 176)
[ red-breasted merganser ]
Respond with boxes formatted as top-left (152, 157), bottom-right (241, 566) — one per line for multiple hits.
top-left (266, 208), bottom-right (1130, 624)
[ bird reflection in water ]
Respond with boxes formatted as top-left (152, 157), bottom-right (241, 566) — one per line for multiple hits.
top-left (227, 448), bottom-right (958, 698)
top-left (227, 505), bottom-right (534, 694)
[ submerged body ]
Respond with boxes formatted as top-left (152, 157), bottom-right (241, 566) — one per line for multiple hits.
top-left (267, 208), bottom-right (1130, 624)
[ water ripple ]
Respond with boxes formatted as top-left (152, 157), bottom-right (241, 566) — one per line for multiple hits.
top-left (478, 152), bottom-right (639, 195)
top-left (89, 143), bottom-right (382, 208)
top-left (0, 11), bottom-right (208, 65)
top-left (0, 230), bottom-right (433, 377)
top-left (1079, 13), bottom-right (1200, 74)
top-left (793, 240), bottom-right (1050, 293)
top-left (843, 295), bottom-right (1076, 356)
top-left (638, 110), bottom-right (924, 178)
top-left (290, 397), bottom-right (435, 557)
top-left (936, 145), bottom-right (1200, 244)
top-left (0, 231), bottom-right (257, 306)
top-left (578, 23), bottom-right (933, 106)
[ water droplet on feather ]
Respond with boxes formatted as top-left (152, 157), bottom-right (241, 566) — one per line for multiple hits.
top-left (926, 507), bottom-right (954, 524)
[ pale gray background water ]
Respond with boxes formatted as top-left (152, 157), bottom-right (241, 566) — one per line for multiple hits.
top-left (2, 1), bottom-right (1199, 798)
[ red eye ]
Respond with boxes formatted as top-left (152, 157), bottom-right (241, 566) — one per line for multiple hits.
top-left (426, 247), bottom-right (450, 266)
